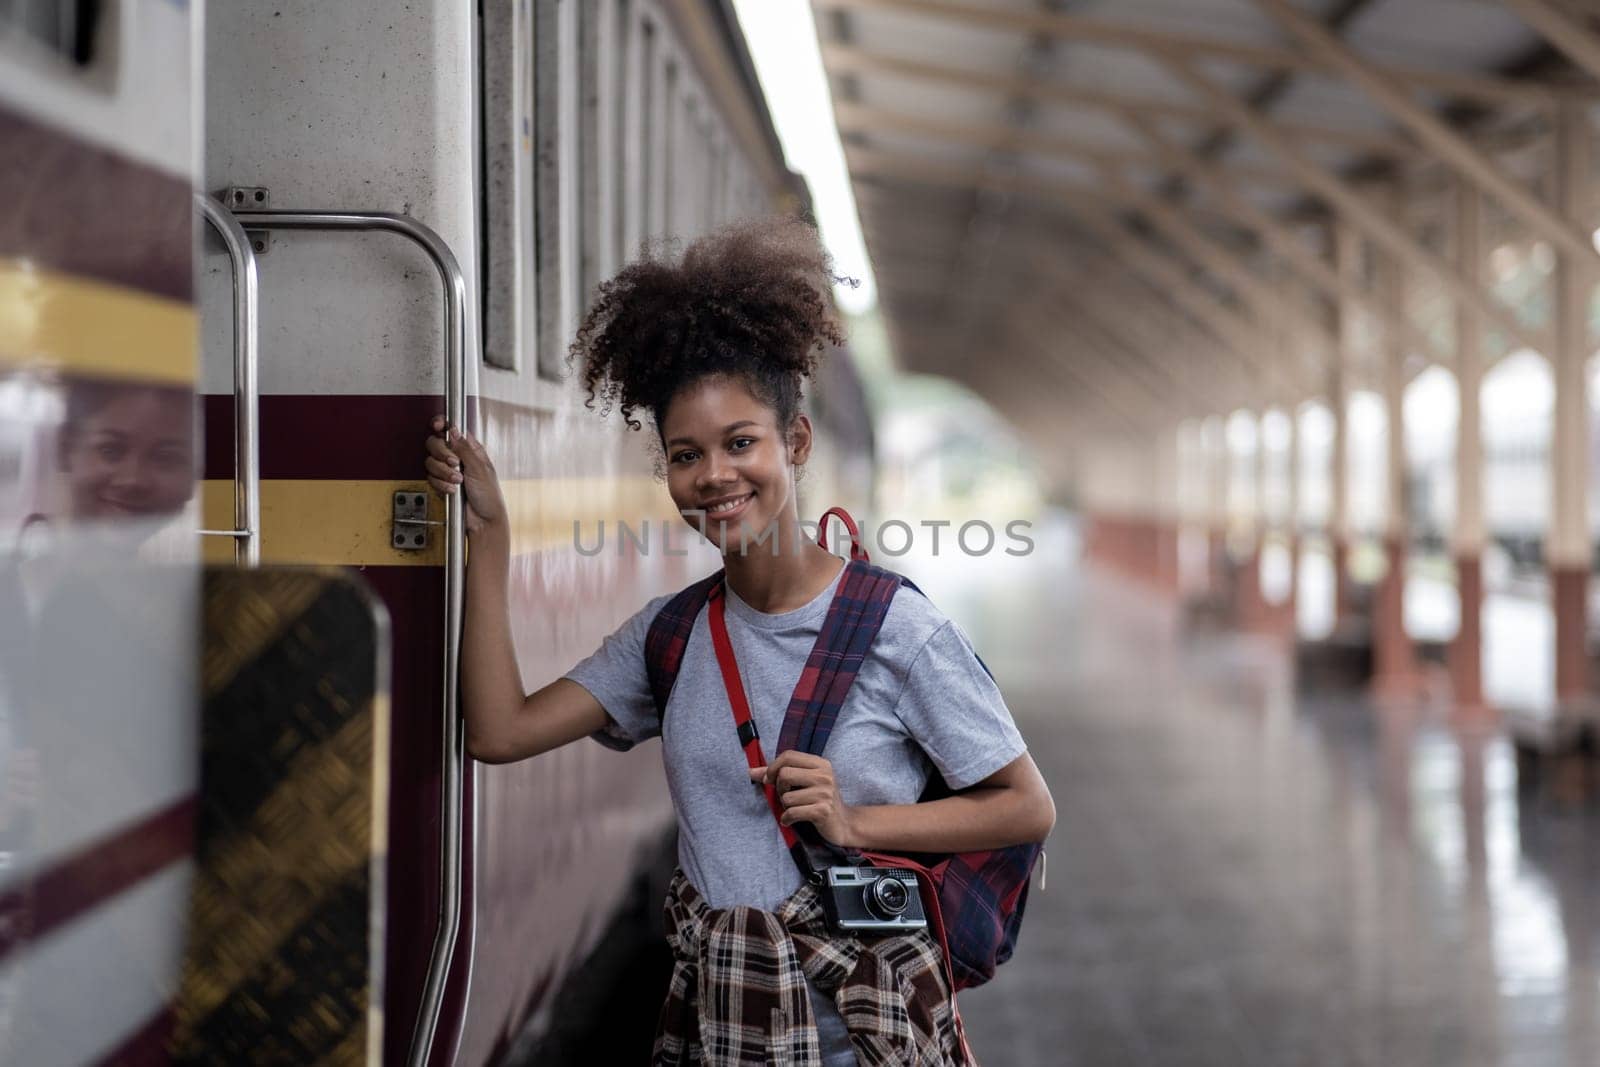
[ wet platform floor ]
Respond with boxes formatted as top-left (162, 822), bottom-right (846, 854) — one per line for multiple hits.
top-left (954, 544), bottom-right (1600, 1067)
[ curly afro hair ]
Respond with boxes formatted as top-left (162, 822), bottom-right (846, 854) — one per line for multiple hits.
top-left (568, 216), bottom-right (847, 454)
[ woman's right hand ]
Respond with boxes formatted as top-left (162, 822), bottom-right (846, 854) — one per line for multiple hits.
top-left (425, 415), bottom-right (508, 536)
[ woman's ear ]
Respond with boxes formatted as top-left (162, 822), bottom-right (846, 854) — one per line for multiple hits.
top-left (787, 414), bottom-right (814, 467)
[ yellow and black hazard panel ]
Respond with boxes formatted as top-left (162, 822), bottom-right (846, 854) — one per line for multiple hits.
top-left (173, 567), bottom-right (391, 1066)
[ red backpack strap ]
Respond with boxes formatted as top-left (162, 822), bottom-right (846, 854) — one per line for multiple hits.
top-left (775, 559), bottom-right (902, 759)
top-left (643, 569), bottom-right (725, 723)
top-left (816, 506), bottom-right (870, 561)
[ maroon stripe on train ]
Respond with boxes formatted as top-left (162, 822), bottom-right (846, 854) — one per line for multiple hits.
top-left (0, 795), bottom-right (197, 965)
top-left (356, 565), bottom-right (456, 1067)
top-left (90, 1007), bottom-right (175, 1067)
top-left (0, 106), bottom-right (193, 303)
top-left (201, 394), bottom-right (482, 481)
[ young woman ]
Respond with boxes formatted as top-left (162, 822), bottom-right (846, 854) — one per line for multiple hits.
top-left (424, 217), bottom-right (1054, 1065)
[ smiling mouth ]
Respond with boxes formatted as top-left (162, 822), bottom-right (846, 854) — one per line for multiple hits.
top-left (96, 498), bottom-right (151, 516)
top-left (699, 492), bottom-right (754, 517)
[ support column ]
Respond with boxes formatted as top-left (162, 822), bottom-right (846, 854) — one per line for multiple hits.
top-left (1331, 223), bottom-right (1357, 624)
top-left (1452, 179), bottom-right (1489, 719)
top-left (1373, 184), bottom-right (1419, 699)
top-left (1153, 427), bottom-right (1181, 594)
top-left (1236, 410), bottom-right (1268, 630)
top-left (1286, 394), bottom-right (1303, 634)
top-left (1551, 101), bottom-right (1592, 711)
top-left (1208, 417), bottom-right (1230, 599)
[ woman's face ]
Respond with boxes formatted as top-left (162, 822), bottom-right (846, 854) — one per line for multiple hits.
top-left (660, 376), bottom-right (811, 555)
top-left (63, 388), bottom-right (195, 521)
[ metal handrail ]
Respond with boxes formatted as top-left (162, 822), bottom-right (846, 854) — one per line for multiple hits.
top-left (230, 210), bottom-right (469, 1067)
top-left (195, 195), bottom-right (261, 567)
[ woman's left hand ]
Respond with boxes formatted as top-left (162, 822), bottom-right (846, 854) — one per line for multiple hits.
top-left (751, 752), bottom-right (858, 848)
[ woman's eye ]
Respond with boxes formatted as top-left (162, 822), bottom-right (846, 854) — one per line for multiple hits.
top-left (730, 437), bottom-right (754, 450)
top-left (672, 451), bottom-right (697, 464)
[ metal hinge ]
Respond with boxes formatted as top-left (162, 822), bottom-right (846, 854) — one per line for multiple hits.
top-left (224, 186), bottom-right (272, 253)
top-left (393, 490), bottom-right (441, 551)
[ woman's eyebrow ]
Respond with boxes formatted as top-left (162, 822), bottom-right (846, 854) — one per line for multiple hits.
top-left (666, 420), bottom-right (759, 447)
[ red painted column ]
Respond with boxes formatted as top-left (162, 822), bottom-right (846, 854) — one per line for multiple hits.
top-left (1332, 535), bottom-right (1353, 624)
top-left (1279, 533), bottom-right (1302, 638)
top-left (1452, 181), bottom-right (1489, 723)
top-left (1372, 534), bottom-right (1419, 700)
top-left (1158, 520), bottom-right (1181, 595)
top-left (1236, 544), bottom-right (1264, 631)
top-left (1553, 565), bottom-right (1588, 705)
top-left (1450, 554), bottom-right (1488, 720)
top-left (1550, 103), bottom-right (1592, 718)
top-left (1209, 525), bottom-right (1228, 598)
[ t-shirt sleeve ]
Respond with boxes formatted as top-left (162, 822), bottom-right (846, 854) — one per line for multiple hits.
top-left (563, 593), bottom-right (673, 752)
top-left (893, 619), bottom-right (1027, 790)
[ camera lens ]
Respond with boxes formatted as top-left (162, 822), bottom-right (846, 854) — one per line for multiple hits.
top-left (867, 876), bottom-right (910, 917)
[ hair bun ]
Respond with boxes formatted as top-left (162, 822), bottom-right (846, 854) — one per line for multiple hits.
top-left (569, 216), bottom-right (847, 434)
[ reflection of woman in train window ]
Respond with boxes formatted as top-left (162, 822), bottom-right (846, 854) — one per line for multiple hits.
top-left (425, 218), bottom-right (1053, 1065)
top-left (59, 382), bottom-right (194, 522)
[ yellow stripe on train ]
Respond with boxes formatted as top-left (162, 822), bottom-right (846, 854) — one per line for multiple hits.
top-left (201, 477), bottom-right (678, 566)
top-left (0, 260), bottom-right (197, 384)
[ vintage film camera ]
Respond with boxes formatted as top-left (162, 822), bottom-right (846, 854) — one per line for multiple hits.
top-left (816, 865), bottom-right (929, 933)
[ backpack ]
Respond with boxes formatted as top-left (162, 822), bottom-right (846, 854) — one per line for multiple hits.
top-left (641, 508), bottom-right (1044, 992)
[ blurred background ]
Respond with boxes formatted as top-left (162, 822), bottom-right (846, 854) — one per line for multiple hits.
top-left (6, 0), bottom-right (1600, 1064)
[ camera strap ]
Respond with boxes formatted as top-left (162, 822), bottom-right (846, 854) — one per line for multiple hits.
top-left (706, 579), bottom-right (814, 881)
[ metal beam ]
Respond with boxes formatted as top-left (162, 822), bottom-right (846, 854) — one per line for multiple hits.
top-left (1061, 207), bottom-right (1306, 402)
top-left (833, 100), bottom-right (1295, 186)
top-left (843, 147), bottom-right (1314, 398)
top-left (820, 43), bottom-right (1418, 159)
top-left (1501, 0), bottom-right (1600, 86)
top-left (998, 313), bottom-right (1158, 432)
top-left (1162, 57), bottom-right (1550, 355)
top-left (1049, 275), bottom-right (1236, 414)
top-left (1016, 295), bottom-right (1188, 418)
top-left (813, 0), bottom-right (1574, 107)
top-left (1256, 0), bottom-right (1600, 269)
top-left (1093, 163), bottom-right (1339, 356)
top-left (1121, 111), bottom-right (1447, 363)
top-left (1053, 253), bottom-right (1254, 410)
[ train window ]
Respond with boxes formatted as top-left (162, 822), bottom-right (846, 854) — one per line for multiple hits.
top-left (611, 0), bottom-right (632, 269)
top-left (637, 20), bottom-right (657, 242)
top-left (531, 0), bottom-right (582, 381)
top-left (479, 0), bottom-right (533, 371)
top-left (708, 133), bottom-right (726, 229)
top-left (659, 57), bottom-right (678, 239)
top-left (577, 0), bottom-right (608, 310)
top-left (2, 0), bottom-right (101, 66)
top-left (683, 95), bottom-right (702, 236)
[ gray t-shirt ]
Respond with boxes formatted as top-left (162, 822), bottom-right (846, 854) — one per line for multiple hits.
top-left (563, 559), bottom-right (1027, 1063)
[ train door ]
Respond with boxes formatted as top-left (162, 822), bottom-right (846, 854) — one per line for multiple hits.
top-left (200, 4), bottom-right (481, 1062)
top-left (0, 4), bottom-right (203, 1063)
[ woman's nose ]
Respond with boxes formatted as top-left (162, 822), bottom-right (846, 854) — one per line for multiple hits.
top-left (698, 456), bottom-right (736, 489)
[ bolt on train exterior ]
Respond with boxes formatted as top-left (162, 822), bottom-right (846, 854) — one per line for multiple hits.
top-left (0, 2), bottom-right (874, 1064)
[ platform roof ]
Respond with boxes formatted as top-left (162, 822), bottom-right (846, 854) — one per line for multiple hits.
top-left (811, 0), bottom-right (1600, 472)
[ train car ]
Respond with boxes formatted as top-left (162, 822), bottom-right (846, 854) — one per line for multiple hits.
top-left (3, 1), bottom-right (876, 1064)
top-left (1, 4), bottom-right (204, 1064)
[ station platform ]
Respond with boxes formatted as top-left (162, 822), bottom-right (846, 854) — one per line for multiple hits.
top-left (957, 545), bottom-right (1600, 1067)
top-left (522, 517), bottom-right (1600, 1066)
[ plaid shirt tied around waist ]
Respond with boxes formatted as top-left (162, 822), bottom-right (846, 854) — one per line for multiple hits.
top-left (653, 869), bottom-right (974, 1066)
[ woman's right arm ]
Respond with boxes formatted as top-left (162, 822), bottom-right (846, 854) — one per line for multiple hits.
top-left (426, 418), bottom-right (610, 763)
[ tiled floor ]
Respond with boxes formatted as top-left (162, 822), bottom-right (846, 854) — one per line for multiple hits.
top-left (948, 538), bottom-right (1600, 1067)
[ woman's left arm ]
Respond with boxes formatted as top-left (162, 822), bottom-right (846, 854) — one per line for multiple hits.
top-left (753, 751), bottom-right (1056, 853)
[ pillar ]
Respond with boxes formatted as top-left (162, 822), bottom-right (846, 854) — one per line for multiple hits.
top-left (1207, 416), bottom-right (1229, 598)
top-left (1372, 183), bottom-right (1419, 699)
top-left (1451, 179), bottom-right (1489, 718)
top-left (1285, 394), bottom-right (1302, 632)
top-left (1551, 101), bottom-right (1592, 710)
top-left (1331, 223), bottom-right (1357, 624)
